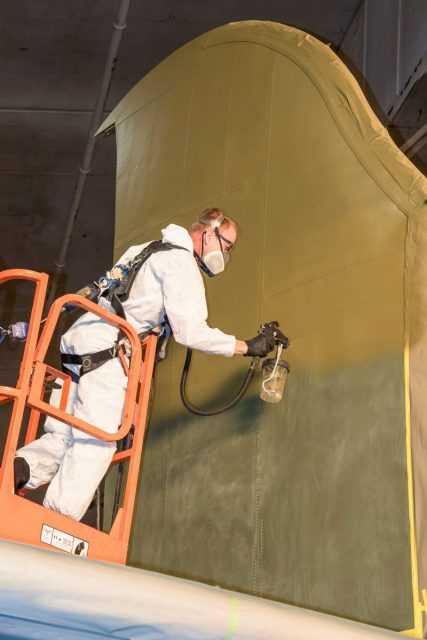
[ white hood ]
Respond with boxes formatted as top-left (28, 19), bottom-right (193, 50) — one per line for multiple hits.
top-left (161, 224), bottom-right (194, 253)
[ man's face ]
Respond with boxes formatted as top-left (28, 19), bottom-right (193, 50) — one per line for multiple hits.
top-left (217, 225), bottom-right (237, 254)
top-left (204, 224), bottom-right (237, 256)
top-left (191, 223), bottom-right (237, 276)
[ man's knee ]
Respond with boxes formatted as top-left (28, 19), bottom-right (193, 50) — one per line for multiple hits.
top-left (14, 457), bottom-right (30, 492)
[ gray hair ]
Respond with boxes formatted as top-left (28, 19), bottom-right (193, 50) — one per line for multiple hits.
top-left (189, 208), bottom-right (238, 234)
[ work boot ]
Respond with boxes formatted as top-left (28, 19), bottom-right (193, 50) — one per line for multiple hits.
top-left (14, 457), bottom-right (30, 492)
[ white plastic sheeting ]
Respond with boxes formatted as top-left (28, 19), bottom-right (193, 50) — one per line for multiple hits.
top-left (0, 539), bottom-right (402, 639)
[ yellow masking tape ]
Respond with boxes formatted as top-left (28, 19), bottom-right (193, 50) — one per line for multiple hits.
top-left (404, 341), bottom-right (423, 637)
top-left (227, 596), bottom-right (240, 637)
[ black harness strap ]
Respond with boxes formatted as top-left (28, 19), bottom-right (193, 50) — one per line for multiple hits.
top-left (60, 240), bottom-right (188, 383)
top-left (61, 348), bottom-right (116, 380)
top-left (105, 241), bottom-right (187, 319)
top-left (60, 327), bottom-right (158, 382)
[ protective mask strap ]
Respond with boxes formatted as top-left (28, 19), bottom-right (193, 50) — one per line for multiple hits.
top-left (194, 251), bottom-right (215, 277)
top-left (214, 227), bottom-right (230, 266)
top-left (194, 235), bottom-right (215, 277)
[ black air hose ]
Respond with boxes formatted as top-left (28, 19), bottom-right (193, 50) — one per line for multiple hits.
top-left (180, 348), bottom-right (260, 416)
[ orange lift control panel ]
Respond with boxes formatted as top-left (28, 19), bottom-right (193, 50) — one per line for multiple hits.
top-left (0, 269), bottom-right (157, 564)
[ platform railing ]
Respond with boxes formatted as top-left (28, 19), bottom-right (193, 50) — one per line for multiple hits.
top-left (0, 269), bottom-right (157, 563)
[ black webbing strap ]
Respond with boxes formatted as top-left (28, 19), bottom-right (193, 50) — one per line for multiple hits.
top-left (60, 329), bottom-right (155, 383)
top-left (59, 240), bottom-right (187, 383)
top-left (108, 241), bottom-right (188, 319)
top-left (61, 347), bottom-right (116, 381)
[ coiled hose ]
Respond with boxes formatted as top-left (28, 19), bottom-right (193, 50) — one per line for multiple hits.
top-left (180, 348), bottom-right (260, 416)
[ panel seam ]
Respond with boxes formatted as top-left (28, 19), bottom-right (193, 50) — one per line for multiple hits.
top-left (180, 50), bottom-right (198, 214)
top-left (115, 173), bottom-right (266, 255)
top-left (223, 45), bottom-right (237, 195)
top-left (253, 51), bottom-right (276, 598)
top-left (268, 246), bottom-right (404, 298)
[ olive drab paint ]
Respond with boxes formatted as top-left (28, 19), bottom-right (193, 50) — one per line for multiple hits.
top-left (97, 21), bottom-right (427, 634)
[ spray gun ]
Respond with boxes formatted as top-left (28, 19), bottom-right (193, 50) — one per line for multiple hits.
top-left (258, 321), bottom-right (290, 404)
top-left (180, 320), bottom-right (290, 415)
top-left (258, 320), bottom-right (290, 349)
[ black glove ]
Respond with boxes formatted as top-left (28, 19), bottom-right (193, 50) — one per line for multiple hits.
top-left (245, 333), bottom-right (276, 357)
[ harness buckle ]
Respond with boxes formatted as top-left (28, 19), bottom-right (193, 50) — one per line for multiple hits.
top-left (81, 355), bottom-right (93, 372)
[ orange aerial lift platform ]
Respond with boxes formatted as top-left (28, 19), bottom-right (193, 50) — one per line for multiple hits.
top-left (0, 268), bottom-right (157, 564)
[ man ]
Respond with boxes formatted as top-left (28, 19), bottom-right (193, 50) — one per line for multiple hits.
top-left (14, 208), bottom-right (275, 520)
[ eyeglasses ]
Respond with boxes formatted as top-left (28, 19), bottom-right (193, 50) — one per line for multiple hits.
top-left (215, 229), bottom-right (234, 253)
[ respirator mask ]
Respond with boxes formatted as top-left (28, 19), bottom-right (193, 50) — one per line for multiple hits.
top-left (197, 214), bottom-right (232, 277)
top-left (199, 239), bottom-right (230, 276)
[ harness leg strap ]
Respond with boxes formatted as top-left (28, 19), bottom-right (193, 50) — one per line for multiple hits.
top-left (61, 347), bottom-right (117, 382)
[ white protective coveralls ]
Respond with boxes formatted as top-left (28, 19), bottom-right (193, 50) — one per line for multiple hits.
top-left (17, 224), bottom-right (236, 520)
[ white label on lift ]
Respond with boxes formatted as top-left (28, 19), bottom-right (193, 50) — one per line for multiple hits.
top-left (40, 524), bottom-right (89, 557)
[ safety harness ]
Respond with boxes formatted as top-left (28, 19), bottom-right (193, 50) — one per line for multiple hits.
top-left (61, 240), bottom-right (188, 383)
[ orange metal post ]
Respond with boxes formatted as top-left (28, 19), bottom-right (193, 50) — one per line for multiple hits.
top-left (0, 269), bottom-right (157, 564)
top-left (0, 270), bottom-right (48, 493)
